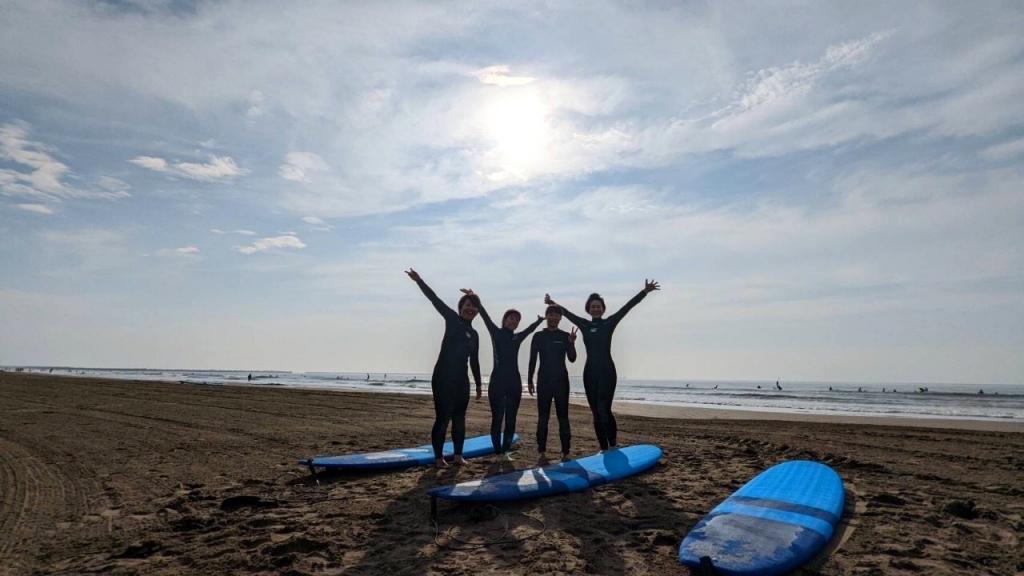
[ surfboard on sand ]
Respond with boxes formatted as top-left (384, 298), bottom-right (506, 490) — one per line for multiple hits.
top-left (678, 460), bottom-right (844, 576)
top-left (428, 444), bottom-right (662, 502)
top-left (302, 434), bottom-right (518, 471)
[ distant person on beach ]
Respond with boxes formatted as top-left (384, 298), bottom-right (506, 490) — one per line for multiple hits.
top-left (463, 289), bottom-right (543, 462)
top-left (528, 305), bottom-right (578, 462)
top-left (545, 279), bottom-right (659, 451)
top-left (406, 269), bottom-right (483, 468)
top-left (247, 373), bottom-right (252, 382)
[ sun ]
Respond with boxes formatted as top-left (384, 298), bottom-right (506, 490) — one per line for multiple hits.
top-left (479, 90), bottom-right (551, 180)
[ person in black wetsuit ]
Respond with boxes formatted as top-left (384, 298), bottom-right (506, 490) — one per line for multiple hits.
top-left (528, 305), bottom-right (577, 462)
top-left (463, 289), bottom-right (543, 462)
top-left (406, 269), bottom-right (483, 468)
top-left (545, 279), bottom-right (659, 451)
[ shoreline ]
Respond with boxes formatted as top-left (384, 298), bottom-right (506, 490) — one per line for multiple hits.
top-left (602, 399), bottom-right (1024, 433)
top-left (16, 370), bottom-right (1024, 433)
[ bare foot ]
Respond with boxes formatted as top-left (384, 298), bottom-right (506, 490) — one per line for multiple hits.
top-left (435, 458), bottom-right (449, 468)
top-left (452, 455), bottom-right (469, 466)
top-left (561, 452), bottom-right (571, 462)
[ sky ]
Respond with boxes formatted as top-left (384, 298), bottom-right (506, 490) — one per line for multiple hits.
top-left (1, 0), bottom-right (1022, 384)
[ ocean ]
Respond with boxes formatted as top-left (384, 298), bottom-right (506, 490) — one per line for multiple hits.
top-left (9, 366), bottom-right (1022, 423)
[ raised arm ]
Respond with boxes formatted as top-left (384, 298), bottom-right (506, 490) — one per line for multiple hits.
top-left (544, 293), bottom-right (589, 328)
top-left (406, 269), bottom-right (454, 319)
top-left (608, 279), bottom-right (659, 325)
top-left (517, 314), bottom-right (544, 340)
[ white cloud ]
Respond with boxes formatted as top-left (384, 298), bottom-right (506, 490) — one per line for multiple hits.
top-left (279, 152), bottom-right (329, 183)
top-left (130, 154), bottom-right (247, 182)
top-left (246, 89), bottom-right (265, 119)
top-left (211, 228), bottom-right (256, 235)
top-left (128, 155), bottom-right (169, 172)
top-left (176, 245), bottom-right (200, 254)
top-left (1, 123), bottom-right (129, 201)
top-left (301, 215), bottom-right (333, 231)
top-left (474, 65), bottom-right (535, 87)
top-left (980, 137), bottom-right (1024, 161)
top-left (14, 203), bottom-right (54, 214)
top-left (236, 234), bottom-right (306, 254)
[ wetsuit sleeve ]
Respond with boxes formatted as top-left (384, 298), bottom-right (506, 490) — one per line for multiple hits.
top-left (557, 306), bottom-right (590, 329)
top-left (567, 335), bottom-right (577, 363)
top-left (608, 290), bottom-right (647, 326)
top-left (517, 316), bottom-right (544, 340)
top-left (476, 299), bottom-right (499, 335)
top-left (470, 344), bottom-right (482, 387)
top-left (415, 278), bottom-right (456, 320)
top-left (528, 333), bottom-right (540, 381)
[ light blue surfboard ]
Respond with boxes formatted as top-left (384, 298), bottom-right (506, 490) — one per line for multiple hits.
top-left (678, 460), bottom-right (844, 576)
top-left (303, 434), bottom-right (517, 471)
top-left (428, 444), bottom-right (662, 502)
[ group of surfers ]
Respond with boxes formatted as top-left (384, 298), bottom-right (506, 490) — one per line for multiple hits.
top-left (405, 268), bottom-right (659, 467)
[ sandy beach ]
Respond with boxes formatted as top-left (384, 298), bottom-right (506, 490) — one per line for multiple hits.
top-left (1, 372), bottom-right (1021, 575)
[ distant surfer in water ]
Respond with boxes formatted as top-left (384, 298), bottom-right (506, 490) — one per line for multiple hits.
top-left (463, 289), bottom-right (543, 462)
top-left (545, 279), bottom-right (660, 451)
top-left (528, 305), bottom-right (577, 462)
top-left (406, 269), bottom-right (482, 468)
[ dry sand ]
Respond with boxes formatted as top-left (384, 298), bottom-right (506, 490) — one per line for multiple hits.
top-left (1, 372), bottom-right (1021, 575)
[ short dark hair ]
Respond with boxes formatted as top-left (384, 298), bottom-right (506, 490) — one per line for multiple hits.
top-left (585, 293), bottom-right (605, 311)
top-left (457, 293), bottom-right (479, 311)
top-left (545, 305), bottom-right (562, 316)
top-left (502, 309), bottom-right (521, 323)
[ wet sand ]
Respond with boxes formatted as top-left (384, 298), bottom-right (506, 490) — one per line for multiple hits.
top-left (1, 372), bottom-right (1021, 575)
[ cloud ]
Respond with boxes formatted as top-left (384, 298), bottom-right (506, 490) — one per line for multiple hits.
top-left (279, 152), bottom-right (329, 183)
top-left (0, 123), bottom-right (130, 201)
top-left (210, 228), bottom-right (257, 235)
top-left (246, 89), bottom-right (265, 119)
top-left (130, 154), bottom-right (247, 181)
top-left (301, 215), bottom-right (332, 231)
top-left (14, 203), bottom-right (54, 214)
top-left (128, 156), bottom-right (169, 172)
top-left (175, 245), bottom-right (199, 254)
top-left (980, 137), bottom-right (1024, 161)
top-left (236, 234), bottom-right (306, 254)
top-left (474, 65), bottom-right (535, 87)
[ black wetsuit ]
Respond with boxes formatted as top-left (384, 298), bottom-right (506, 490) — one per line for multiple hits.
top-left (558, 290), bottom-right (647, 449)
top-left (479, 305), bottom-right (543, 454)
top-left (528, 327), bottom-right (577, 454)
top-left (415, 279), bottom-right (482, 459)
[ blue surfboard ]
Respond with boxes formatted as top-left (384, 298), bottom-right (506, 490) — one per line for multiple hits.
top-left (678, 460), bottom-right (844, 576)
top-left (428, 444), bottom-right (662, 502)
top-left (304, 434), bottom-right (517, 471)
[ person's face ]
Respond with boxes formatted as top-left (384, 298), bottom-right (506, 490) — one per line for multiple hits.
top-left (545, 310), bottom-right (562, 329)
top-left (588, 300), bottom-right (605, 318)
top-left (459, 298), bottom-right (478, 321)
top-left (502, 312), bottom-right (521, 330)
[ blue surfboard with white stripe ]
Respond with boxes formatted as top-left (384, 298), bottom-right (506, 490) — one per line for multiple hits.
top-left (678, 460), bottom-right (844, 576)
top-left (428, 444), bottom-right (662, 502)
top-left (304, 434), bottom-right (517, 471)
